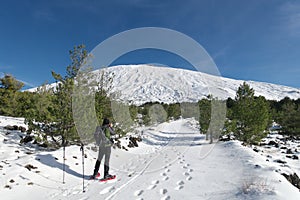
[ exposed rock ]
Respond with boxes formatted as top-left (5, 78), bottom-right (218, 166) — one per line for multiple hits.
top-left (128, 136), bottom-right (142, 148)
top-left (282, 173), bottom-right (300, 190)
top-left (20, 135), bottom-right (33, 144)
top-left (4, 125), bottom-right (26, 132)
top-left (114, 139), bottom-right (121, 149)
top-left (254, 164), bottom-right (261, 169)
top-left (274, 159), bottom-right (287, 164)
top-left (24, 164), bottom-right (38, 171)
top-left (286, 149), bottom-right (293, 154)
top-left (4, 185), bottom-right (12, 189)
top-left (18, 126), bottom-right (26, 132)
top-left (268, 140), bottom-right (279, 148)
top-left (122, 146), bottom-right (128, 151)
top-left (128, 141), bottom-right (135, 148)
top-left (219, 135), bottom-right (231, 142)
top-left (4, 125), bottom-right (18, 131)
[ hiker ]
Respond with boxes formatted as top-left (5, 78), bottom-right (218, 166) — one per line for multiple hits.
top-left (90, 118), bottom-right (115, 180)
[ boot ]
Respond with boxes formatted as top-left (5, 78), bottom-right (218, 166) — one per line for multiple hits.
top-left (89, 172), bottom-right (100, 180)
top-left (90, 160), bottom-right (100, 179)
top-left (104, 164), bottom-right (110, 177)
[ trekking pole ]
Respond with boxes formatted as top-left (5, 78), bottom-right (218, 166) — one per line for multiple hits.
top-left (80, 143), bottom-right (85, 193)
top-left (63, 140), bottom-right (66, 184)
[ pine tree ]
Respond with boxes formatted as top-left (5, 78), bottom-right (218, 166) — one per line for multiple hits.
top-left (0, 74), bottom-right (24, 116)
top-left (24, 85), bottom-right (56, 146)
top-left (51, 45), bottom-right (88, 145)
top-left (198, 98), bottom-right (211, 140)
top-left (276, 98), bottom-right (300, 136)
top-left (232, 82), bottom-right (269, 144)
top-left (166, 103), bottom-right (181, 120)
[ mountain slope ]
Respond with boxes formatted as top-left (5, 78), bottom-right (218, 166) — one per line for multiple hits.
top-left (102, 65), bottom-right (300, 105)
top-left (27, 64), bottom-right (300, 105)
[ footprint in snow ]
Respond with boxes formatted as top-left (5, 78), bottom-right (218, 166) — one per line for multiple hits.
top-left (188, 168), bottom-right (193, 172)
top-left (175, 185), bottom-right (184, 190)
top-left (175, 180), bottom-right (185, 191)
top-left (183, 172), bottom-right (189, 176)
top-left (160, 188), bottom-right (168, 195)
top-left (147, 184), bottom-right (157, 190)
top-left (71, 189), bottom-right (82, 195)
top-left (186, 176), bottom-right (192, 181)
top-left (99, 186), bottom-right (115, 195)
top-left (177, 180), bottom-right (184, 185)
top-left (78, 197), bottom-right (89, 200)
top-left (62, 189), bottom-right (71, 197)
top-left (134, 190), bottom-right (144, 196)
top-left (148, 180), bottom-right (159, 190)
top-left (161, 195), bottom-right (171, 200)
top-left (162, 176), bottom-right (169, 181)
top-left (160, 172), bottom-right (167, 177)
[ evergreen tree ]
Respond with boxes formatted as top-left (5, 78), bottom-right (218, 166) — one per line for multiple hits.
top-left (0, 74), bottom-right (24, 116)
top-left (198, 97), bottom-right (226, 143)
top-left (276, 98), bottom-right (300, 136)
top-left (24, 85), bottom-right (56, 145)
top-left (232, 82), bottom-right (269, 144)
top-left (51, 45), bottom-right (88, 145)
top-left (0, 74), bottom-right (24, 91)
top-left (166, 103), bottom-right (181, 120)
top-left (198, 98), bottom-right (211, 140)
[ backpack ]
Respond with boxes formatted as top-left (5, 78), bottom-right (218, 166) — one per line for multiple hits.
top-left (94, 126), bottom-right (111, 146)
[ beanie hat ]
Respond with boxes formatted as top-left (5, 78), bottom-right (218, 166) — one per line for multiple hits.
top-left (102, 118), bottom-right (110, 126)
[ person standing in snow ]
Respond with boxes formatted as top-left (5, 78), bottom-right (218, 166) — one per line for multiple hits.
top-left (90, 118), bottom-right (115, 179)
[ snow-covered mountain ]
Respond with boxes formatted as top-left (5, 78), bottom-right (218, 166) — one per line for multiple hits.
top-left (28, 64), bottom-right (300, 105)
top-left (100, 65), bottom-right (300, 104)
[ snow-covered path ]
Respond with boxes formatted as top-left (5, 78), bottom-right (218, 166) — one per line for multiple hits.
top-left (1, 116), bottom-right (300, 200)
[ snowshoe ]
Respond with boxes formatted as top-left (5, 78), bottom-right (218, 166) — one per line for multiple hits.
top-left (99, 174), bottom-right (116, 182)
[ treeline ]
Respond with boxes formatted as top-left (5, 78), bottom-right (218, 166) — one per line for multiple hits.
top-left (138, 82), bottom-right (300, 145)
top-left (0, 45), bottom-right (299, 147)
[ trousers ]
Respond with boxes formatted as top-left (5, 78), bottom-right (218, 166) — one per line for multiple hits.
top-left (93, 145), bottom-right (111, 176)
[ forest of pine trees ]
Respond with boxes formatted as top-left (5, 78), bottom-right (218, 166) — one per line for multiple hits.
top-left (0, 45), bottom-right (299, 148)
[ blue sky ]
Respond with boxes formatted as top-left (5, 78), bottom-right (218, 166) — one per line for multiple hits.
top-left (0, 0), bottom-right (299, 89)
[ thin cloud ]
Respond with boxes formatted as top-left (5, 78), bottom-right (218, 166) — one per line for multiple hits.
top-left (33, 9), bottom-right (56, 22)
top-left (0, 72), bottom-right (36, 88)
top-left (279, 2), bottom-right (300, 36)
top-left (0, 65), bottom-right (13, 70)
top-left (16, 78), bottom-right (36, 88)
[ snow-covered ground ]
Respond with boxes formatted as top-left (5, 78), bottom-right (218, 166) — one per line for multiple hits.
top-left (1, 115), bottom-right (299, 200)
top-left (27, 65), bottom-right (300, 105)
